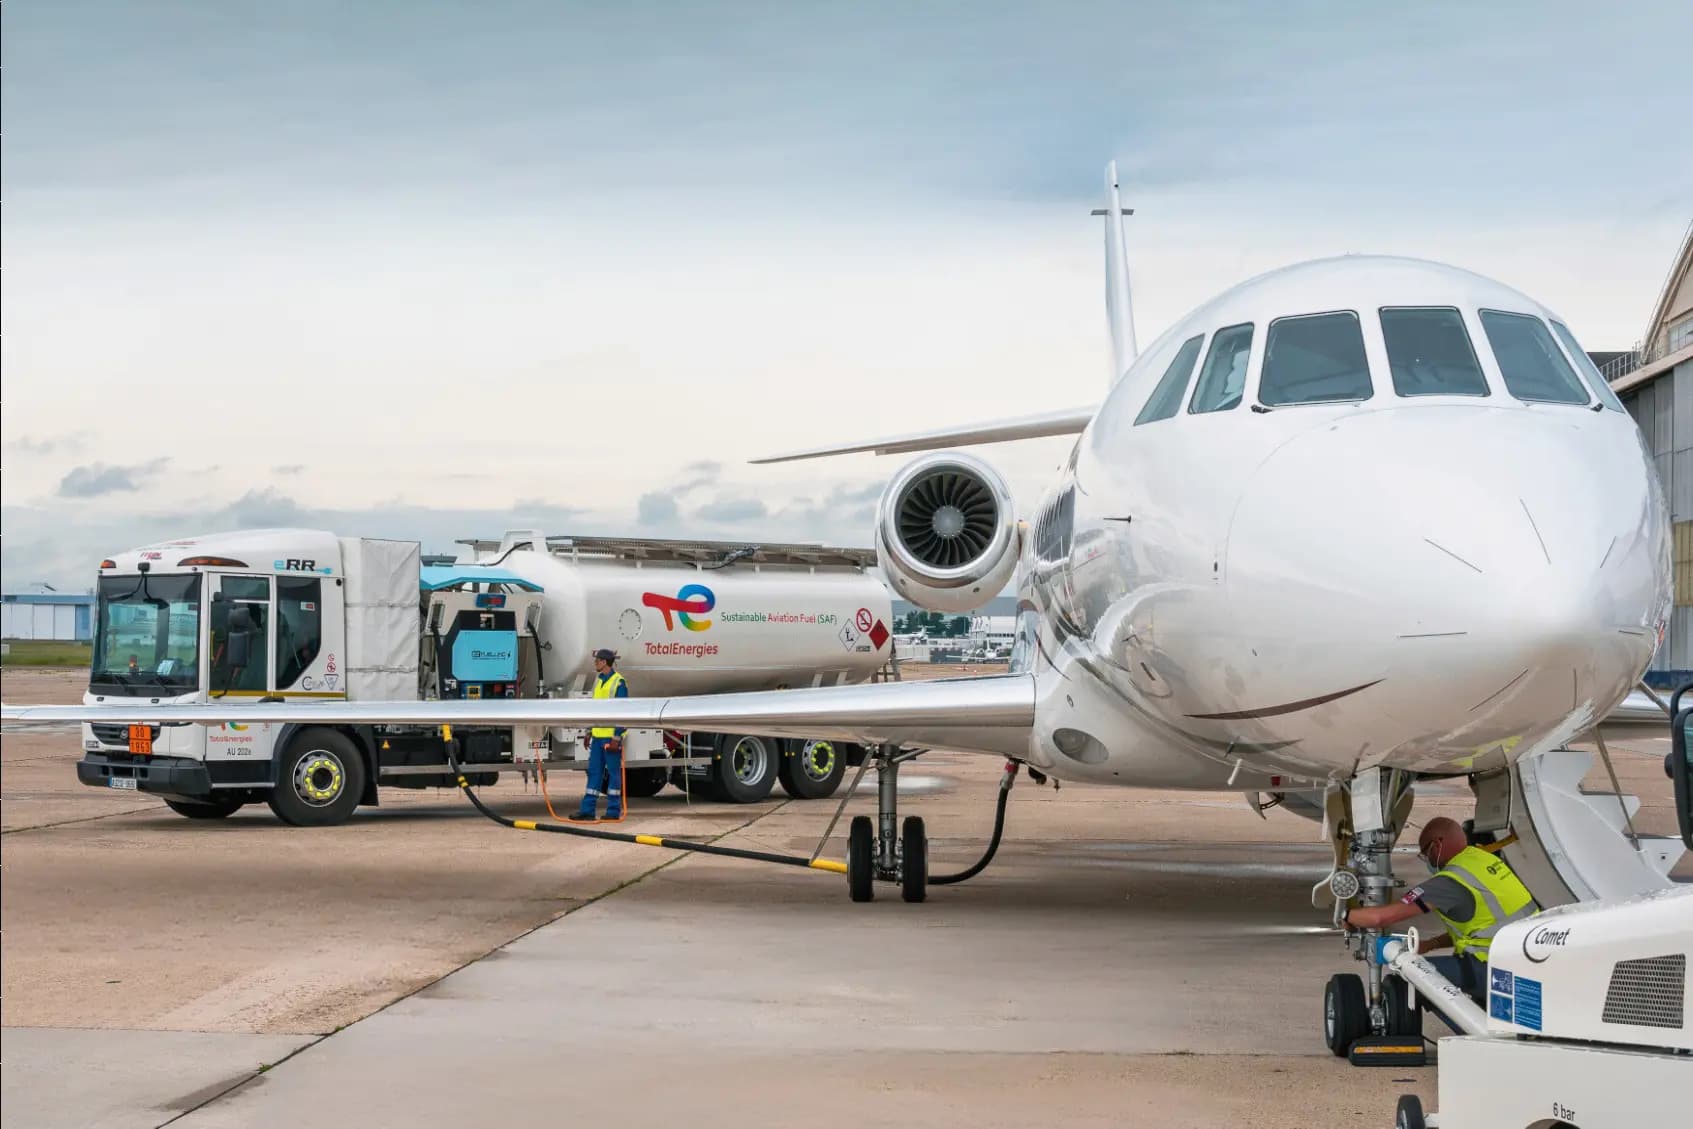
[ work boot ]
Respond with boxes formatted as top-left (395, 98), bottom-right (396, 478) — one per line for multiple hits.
top-left (569, 806), bottom-right (597, 822)
top-left (604, 805), bottom-right (622, 821)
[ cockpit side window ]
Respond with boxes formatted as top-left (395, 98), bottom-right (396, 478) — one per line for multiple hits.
top-left (1134, 334), bottom-right (1205, 425)
top-left (1380, 307), bottom-right (1489, 397)
top-left (1187, 323), bottom-right (1254, 414)
top-left (1549, 320), bottom-right (1625, 412)
top-left (1478, 310), bottom-right (1591, 405)
top-left (1259, 311), bottom-right (1371, 405)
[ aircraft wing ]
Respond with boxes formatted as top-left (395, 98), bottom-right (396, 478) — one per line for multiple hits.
top-left (0, 675), bottom-right (1036, 757)
top-left (750, 407), bottom-right (1097, 464)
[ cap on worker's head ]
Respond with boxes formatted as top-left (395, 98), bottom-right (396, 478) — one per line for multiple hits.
top-left (593, 648), bottom-right (618, 663)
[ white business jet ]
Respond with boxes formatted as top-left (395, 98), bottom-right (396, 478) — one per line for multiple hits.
top-left (2, 164), bottom-right (1671, 1050)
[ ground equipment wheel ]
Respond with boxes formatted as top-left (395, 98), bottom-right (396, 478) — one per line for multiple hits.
top-left (625, 767), bottom-right (668, 798)
top-left (1383, 976), bottom-right (1422, 1037)
top-left (901, 815), bottom-right (928, 903)
top-left (1393, 1094), bottom-right (1427, 1129)
top-left (713, 734), bottom-right (777, 803)
top-left (1323, 973), bottom-right (1369, 1056)
top-left (779, 738), bottom-right (847, 799)
top-left (268, 728), bottom-right (365, 827)
top-left (165, 796), bottom-right (244, 820)
top-left (848, 815), bottom-right (875, 902)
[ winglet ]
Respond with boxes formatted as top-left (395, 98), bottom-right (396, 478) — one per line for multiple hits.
top-left (1101, 161), bottom-right (1138, 385)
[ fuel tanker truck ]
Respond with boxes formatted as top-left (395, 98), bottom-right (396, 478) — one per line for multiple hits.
top-left (71, 527), bottom-right (896, 825)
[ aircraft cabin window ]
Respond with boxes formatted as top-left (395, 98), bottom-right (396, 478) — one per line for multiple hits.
top-left (1550, 320), bottom-right (1625, 413)
top-left (1479, 310), bottom-right (1590, 406)
top-left (1259, 311), bottom-right (1371, 405)
top-left (1134, 334), bottom-right (1205, 424)
top-left (1187, 323), bottom-right (1254, 414)
top-left (1379, 307), bottom-right (1489, 397)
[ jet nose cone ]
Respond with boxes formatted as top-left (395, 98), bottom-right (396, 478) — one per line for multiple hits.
top-left (1224, 407), bottom-right (1667, 762)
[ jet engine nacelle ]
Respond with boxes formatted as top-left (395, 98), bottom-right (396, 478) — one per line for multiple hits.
top-left (875, 452), bottom-right (1020, 613)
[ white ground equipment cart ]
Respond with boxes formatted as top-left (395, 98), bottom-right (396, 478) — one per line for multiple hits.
top-left (1388, 696), bottom-right (1693, 1128)
top-left (68, 527), bottom-right (895, 824)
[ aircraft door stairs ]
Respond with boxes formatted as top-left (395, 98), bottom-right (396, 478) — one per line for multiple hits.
top-left (1471, 744), bottom-right (1685, 908)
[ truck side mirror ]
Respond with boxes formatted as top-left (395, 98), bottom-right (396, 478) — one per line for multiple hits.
top-left (1672, 707), bottom-right (1693, 852)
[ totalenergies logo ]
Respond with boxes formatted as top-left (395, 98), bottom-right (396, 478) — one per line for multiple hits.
top-left (223, 722), bottom-right (249, 732)
top-left (643, 584), bottom-right (715, 632)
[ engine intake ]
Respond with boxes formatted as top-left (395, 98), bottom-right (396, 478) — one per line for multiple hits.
top-left (876, 452), bottom-right (1019, 613)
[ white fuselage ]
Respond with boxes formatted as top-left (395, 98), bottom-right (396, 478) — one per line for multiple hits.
top-left (1009, 257), bottom-right (1669, 790)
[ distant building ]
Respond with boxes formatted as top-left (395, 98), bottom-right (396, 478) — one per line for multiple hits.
top-left (969, 614), bottom-right (1017, 653)
top-left (1613, 221), bottom-right (1693, 682)
top-left (2, 590), bottom-right (96, 642)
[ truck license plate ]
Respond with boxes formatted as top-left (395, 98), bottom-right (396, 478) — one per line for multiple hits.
top-left (128, 725), bottom-right (153, 754)
top-left (108, 777), bottom-right (138, 791)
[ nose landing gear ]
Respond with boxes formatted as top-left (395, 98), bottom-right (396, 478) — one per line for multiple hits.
top-left (843, 744), bottom-right (929, 903)
top-left (1320, 770), bottom-right (1428, 1066)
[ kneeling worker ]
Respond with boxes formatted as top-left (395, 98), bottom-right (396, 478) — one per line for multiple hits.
top-left (571, 649), bottom-right (629, 822)
top-left (1345, 816), bottom-right (1538, 1016)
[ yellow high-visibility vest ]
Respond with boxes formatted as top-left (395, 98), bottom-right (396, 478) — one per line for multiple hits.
top-left (590, 671), bottom-right (626, 739)
top-left (1429, 845), bottom-right (1538, 959)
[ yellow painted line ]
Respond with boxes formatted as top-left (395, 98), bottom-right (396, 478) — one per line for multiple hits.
top-left (514, 819), bottom-right (538, 831)
top-left (808, 859), bottom-right (848, 874)
top-left (634, 834), bottom-right (664, 847)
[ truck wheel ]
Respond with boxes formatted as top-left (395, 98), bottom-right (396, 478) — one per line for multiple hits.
top-left (625, 767), bottom-right (668, 798)
top-left (901, 815), bottom-right (928, 903)
top-left (165, 796), bottom-right (244, 820)
top-left (713, 734), bottom-right (777, 803)
top-left (1394, 1095), bottom-right (1426, 1129)
top-left (779, 739), bottom-right (847, 799)
top-left (268, 728), bottom-right (366, 827)
top-left (848, 815), bottom-right (875, 902)
top-left (1323, 973), bottom-right (1368, 1057)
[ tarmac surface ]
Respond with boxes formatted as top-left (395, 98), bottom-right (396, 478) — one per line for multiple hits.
top-left (4, 665), bottom-right (1686, 1128)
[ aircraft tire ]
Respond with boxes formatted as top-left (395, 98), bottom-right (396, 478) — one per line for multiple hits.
top-left (848, 816), bottom-right (875, 902)
top-left (1383, 976), bottom-right (1422, 1037)
top-left (1323, 973), bottom-right (1368, 1056)
top-left (901, 815), bottom-right (927, 903)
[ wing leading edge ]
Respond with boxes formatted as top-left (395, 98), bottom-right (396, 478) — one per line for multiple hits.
top-left (0, 674), bottom-right (1036, 758)
top-left (750, 407), bottom-right (1096, 465)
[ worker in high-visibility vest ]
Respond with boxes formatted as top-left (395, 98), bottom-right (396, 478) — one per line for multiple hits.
top-left (571, 649), bottom-right (629, 821)
top-left (1347, 816), bottom-right (1539, 1016)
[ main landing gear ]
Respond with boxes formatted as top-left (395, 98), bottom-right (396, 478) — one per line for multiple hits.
top-left (1319, 769), bottom-right (1426, 1066)
top-left (839, 744), bottom-right (929, 903)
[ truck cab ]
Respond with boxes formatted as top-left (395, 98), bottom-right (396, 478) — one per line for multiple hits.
top-left (80, 530), bottom-right (350, 818)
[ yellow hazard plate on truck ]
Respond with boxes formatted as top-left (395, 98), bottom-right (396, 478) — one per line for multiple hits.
top-left (128, 725), bottom-right (153, 754)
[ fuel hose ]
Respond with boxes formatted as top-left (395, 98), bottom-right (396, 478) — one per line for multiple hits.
top-left (930, 759), bottom-right (1018, 885)
top-left (442, 726), bottom-right (847, 875)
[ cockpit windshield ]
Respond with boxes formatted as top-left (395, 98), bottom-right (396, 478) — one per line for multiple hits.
top-left (1188, 323), bottom-right (1254, 413)
top-left (1550, 320), bottom-right (1626, 412)
top-left (1259, 311), bottom-right (1372, 405)
top-left (91, 574), bottom-right (202, 695)
top-left (1480, 310), bottom-right (1590, 405)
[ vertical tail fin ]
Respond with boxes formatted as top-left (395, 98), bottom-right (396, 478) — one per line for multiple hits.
top-left (1097, 161), bottom-right (1138, 385)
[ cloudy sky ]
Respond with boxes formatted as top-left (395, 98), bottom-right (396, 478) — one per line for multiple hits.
top-left (4, 1), bottom-right (1691, 590)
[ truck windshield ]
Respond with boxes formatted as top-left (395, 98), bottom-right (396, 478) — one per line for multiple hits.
top-left (91, 574), bottom-right (202, 694)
